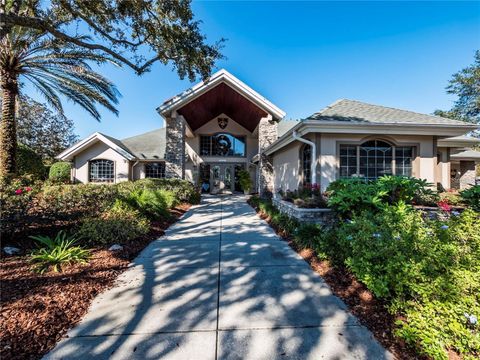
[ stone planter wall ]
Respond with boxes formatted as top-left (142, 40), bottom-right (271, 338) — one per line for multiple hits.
top-left (272, 197), bottom-right (334, 225)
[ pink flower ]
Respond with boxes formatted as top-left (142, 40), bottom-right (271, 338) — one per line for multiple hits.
top-left (25, 187), bottom-right (32, 192)
top-left (437, 200), bottom-right (452, 212)
top-left (15, 189), bottom-right (23, 195)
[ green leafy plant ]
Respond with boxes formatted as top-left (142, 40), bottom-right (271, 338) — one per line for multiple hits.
top-left (238, 169), bottom-right (252, 193)
top-left (16, 143), bottom-right (47, 179)
top-left (376, 175), bottom-right (438, 205)
top-left (76, 204), bottom-right (150, 246)
top-left (120, 188), bottom-right (177, 219)
top-left (30, 231), bottom-right (90, 273)
top-left (49, 162), bottom-right (72, 184)
top-left (460, 185), bottom-right (480, 211)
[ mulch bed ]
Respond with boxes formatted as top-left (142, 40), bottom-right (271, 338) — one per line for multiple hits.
top-left (249, 201), bottom-right (423, 360)
top-left (0, 204), bottom-right (190, 360)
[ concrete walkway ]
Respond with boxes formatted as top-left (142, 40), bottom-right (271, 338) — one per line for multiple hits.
top-left (45, 196), bottom-right (392, 360)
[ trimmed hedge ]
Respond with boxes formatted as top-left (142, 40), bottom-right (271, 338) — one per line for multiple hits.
top-left (49, 162), bottom-right (71, 184)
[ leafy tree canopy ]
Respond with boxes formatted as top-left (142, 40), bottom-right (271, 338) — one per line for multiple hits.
top-left (0, 0), bottom-right (224, 80)
top-left (16, 96), bottom-right (79, 161)
top-left (435, 50), bottom-right (480, 125)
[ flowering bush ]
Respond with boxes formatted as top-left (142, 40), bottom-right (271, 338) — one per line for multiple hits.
top-left (0, 177), bottom-right (39, 236)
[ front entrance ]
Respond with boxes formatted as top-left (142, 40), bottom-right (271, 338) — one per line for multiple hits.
top-left (201, 163), bottom-right (244, 194)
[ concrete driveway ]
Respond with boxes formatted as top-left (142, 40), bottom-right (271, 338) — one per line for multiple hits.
top-left (45, 195), bottom-right (392, 360)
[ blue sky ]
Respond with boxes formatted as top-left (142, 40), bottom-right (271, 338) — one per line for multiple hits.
top-left (26, 1), bottom-right (480, 139)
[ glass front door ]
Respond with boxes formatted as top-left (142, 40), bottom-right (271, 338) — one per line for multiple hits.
top-left (208, 163), bottom-right (245, 194)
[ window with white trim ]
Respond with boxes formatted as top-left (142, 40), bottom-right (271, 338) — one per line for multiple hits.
top-left (89, 159), bottom-right (114, 183)
top-left (145, 162), bottom-right (166, 178)
top-left (339, 140), bottom-right (414, 180)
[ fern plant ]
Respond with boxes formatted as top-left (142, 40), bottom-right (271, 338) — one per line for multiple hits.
top-left (30, 231), bottom-right (90, 273)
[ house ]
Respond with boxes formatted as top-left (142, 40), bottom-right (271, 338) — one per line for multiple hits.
top-left (57, 69), bottom-right (480, 194)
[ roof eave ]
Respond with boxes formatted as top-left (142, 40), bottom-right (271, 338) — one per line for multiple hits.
top-left (264, 121), bottom-right (478, 156)
top-left (57, 132), bottom-right (136, 161)
top-left (156, 69), bottom-right (286, 120)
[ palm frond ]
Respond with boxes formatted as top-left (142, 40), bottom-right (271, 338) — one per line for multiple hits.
top-left (1, 28), bottom-right (120, 120)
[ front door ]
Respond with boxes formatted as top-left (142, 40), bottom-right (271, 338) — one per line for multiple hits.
top-left (209, 163), bottom-right (245, 194)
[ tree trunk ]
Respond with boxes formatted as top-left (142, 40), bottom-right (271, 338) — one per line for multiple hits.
top-left (0, 70), bottom-right (18, 176)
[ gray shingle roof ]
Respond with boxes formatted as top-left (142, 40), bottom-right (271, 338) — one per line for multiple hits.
top-left (121, 128), bottom-right (166, 160)
top-left (277, 120), bottom-right (299, 137)
top-left (450, 149), bottom-right (480, 160)
top-left (308, 99), bottom-right (472, 126)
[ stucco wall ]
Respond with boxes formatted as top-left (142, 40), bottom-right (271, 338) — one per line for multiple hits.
top-left (272, 133), bottom-right (437, 192)
top-left (272, 141), bottom-right (301, 192)
top-left (73, 141), bottom-right (130, 183)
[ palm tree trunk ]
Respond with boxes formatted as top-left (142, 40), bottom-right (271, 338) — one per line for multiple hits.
top-left (0, 70), bottom-right (18, 176)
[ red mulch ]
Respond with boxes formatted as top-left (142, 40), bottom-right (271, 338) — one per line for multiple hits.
top-left (0, 204), bottom-right (190, 360)
top-left (252, 203), bottom-right (424, 360)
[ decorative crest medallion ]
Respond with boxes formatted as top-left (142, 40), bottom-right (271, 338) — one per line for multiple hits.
top-left (218, 117), bottom-right (228, 129)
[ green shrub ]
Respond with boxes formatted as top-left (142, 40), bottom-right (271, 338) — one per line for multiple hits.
top-left (460, 185), bottom-right (480, 211)
top-left (327, 176), bottom-right (438, 217)
top-left (120, 188), bottom-right (177, 219)
top-left (117, 178), bottom-right (200, 204)
top-left (238, 169), bottom-right (252, 193)
top-left (17, 143), bottom-right (46, 179)
top-left (250, 193), bottom-right (480, 359)
top-left (0, 176), bottom-right (39, 236)
top-left (327, 179), bottom-right (385, 218)
top-left (49, 161), bottom-right (71, 184)
top-left (338, 206), bottom-right (480, 358)
top-left (376, 175), bottom-right (438, 205)
top-left (37, 183), bottom-right (119, 220)
top-left (294, 223), bottom-right (321, 249)
top-left (30, 231), bottom-right (90, 273)
top-left (77, 205), bottom-right (150, 245)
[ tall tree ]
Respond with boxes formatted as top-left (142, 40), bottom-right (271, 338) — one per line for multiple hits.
top-left (0, 0), bottom-right (224, 79)
top-left (16, 96), bottom-right (79, 161)
top-left (0, 29), bottom-right (119, 175)
top-left (434, 50), bottom-right (480, 127)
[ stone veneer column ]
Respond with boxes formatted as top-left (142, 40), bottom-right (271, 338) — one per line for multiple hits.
top-left (164, 113), bottom-right (185, 179)
top-left (258, 114), bottom-right (277, 197)
top-left (459, 161), bottom-right (476, 189)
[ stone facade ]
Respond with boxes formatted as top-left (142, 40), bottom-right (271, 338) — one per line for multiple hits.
top-left (164, 114), bottom-right (185, 178)
top-left (258, 116), bottom-right (277, 196)
top-left (272, 197), bottom-right (334, 225)
top-left (460, 161), bottom-right (476, 189)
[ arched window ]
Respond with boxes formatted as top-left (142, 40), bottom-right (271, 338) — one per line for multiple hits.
top-left (89, 159), bottom-right (114, 183)
top-left (199, 133), bottom-right (246, 157)
top-left (302, 144), bottom-right (312, 185)
top-left (359, 140), bottom-right (393, 180)
top-left (339, 139), bottom-right (414, 180)
top-left (145, 162), bottom-right (166, 178)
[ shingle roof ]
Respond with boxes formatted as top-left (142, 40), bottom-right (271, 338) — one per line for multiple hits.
top-left (308, 99), bottom-right (472, 126)
top-left (277, 120), bottom-right (299, 136)
top-left (450, 149), bottom-right (480, 160)
top-left (100, 133), bottom-right (136, 157)
top-left (121, 128), bottom-right (166, 160)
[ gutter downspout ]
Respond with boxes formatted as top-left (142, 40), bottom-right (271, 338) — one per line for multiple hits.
top-left (293, 131), bottom-right (317, 185)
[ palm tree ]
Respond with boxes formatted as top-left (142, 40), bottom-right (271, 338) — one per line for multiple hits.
top-left (0, 28), bottom-right (120, 176)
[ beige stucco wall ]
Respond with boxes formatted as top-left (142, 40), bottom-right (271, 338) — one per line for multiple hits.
top-left (272, 133), bottom-right (437, 192)
top-left (73, 140), bottom-right (130, 183)
top-left (272, 141), bottom-right (301, 192)
top-left (184, 114), bottom-right (258, 185)
top-left (436, 147), bottom-right (450, 190)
